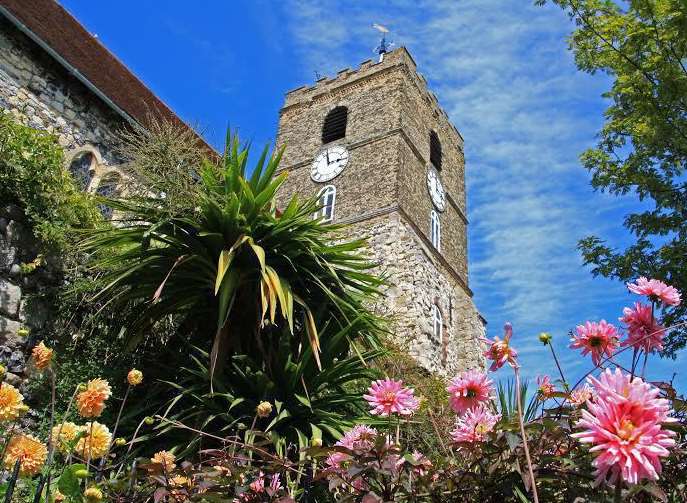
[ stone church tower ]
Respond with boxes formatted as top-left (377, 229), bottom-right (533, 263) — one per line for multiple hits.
top-left (275, 47), bottom-right (484, 374)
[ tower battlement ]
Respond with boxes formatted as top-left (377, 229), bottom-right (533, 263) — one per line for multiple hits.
top-left (282, 47), bottom-right (462, 147)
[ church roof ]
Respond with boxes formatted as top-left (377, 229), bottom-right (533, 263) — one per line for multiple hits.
top-left (0, 0), bottom-right (213, 151)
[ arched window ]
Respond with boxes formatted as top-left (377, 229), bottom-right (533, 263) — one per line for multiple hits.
top-left (96, 172), bottom-right (122, 219)
top-left (429, 130), bottom-right (442, 170)
top-left (68, 151), bottom-right (95, 191)
top-left (322, 106), bottom-right (348, 144)
top-left (430, 210), bottom-right (441, 250)
top-left (432, 303), bottom-right (443, 343)
top-left (314, 185), bottom-right (336, 222)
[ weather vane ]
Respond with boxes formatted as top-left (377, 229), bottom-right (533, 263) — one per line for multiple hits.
top-left (373, 23), bottom-right (393, 62)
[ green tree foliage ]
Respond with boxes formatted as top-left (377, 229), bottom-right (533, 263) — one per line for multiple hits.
top-left (539, 0), bottom-right (687, 355)
top-left (0, 112), bottom-right (100, 249)
top-left (78, 132), bottom-right (387, 446)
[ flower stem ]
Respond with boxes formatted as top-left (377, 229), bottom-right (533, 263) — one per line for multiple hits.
top-left (514, 366), bottom-right (539, 503)
top-left (614, 478), bottom-right (623, 502)
top-left (98, 384), bottom-right (131, 478)
top-left (548, 343), bottom-right (567, 389)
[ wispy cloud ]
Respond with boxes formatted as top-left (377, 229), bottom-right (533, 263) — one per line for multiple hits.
top-left (281, 0), bottom-right (660, 382)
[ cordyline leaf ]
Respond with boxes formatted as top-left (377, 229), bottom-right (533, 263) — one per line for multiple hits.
top-left (214, 235), bottom-right (249, 295)
top-left (247, 237), bottom-right (266, 273)
top-left (152, 254), bottom-right (188, 302)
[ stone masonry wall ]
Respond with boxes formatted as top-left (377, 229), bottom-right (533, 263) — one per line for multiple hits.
top-left (350, 211), bottom-right (484, 375)
top-left (0, 18), bottom-right (128, 384)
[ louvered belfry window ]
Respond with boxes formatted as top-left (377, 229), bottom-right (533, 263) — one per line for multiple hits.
top-left (322, 106), bottom-right (348, 144)
top-left (429, 130), bottom-right (442, 170)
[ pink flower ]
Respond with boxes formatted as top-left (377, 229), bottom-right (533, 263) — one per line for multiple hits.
top-left (569, 385), bottom-right (593, 407)
top-left (536, 375), bottom-right (556, 399)
top-left (627, 277), bottom-right (681, 306)
top-left (325, 425), bottom-right (378, 471)
top-left (570, 320), bottom-right (619, 366)
top-left (481, 322), bottom-right (518, 371)
top-left (267, 473), bottom-right (282, 495)
top-left (450, 405), bottom-right (500, 444)
top-left (409, 450), bottom-right (432, 476)
top-left (446, 370), bottom-right (494, 415)
top-left (572, 368), bottom-right (676, 486)
top-left (363, 379), bottom-right (419, 416)
top-left (249, 472), bottom-right (265, 493)
top-left (619, 302), bottom-right (666, 353)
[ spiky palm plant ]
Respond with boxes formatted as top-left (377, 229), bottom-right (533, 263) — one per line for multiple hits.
top-left (78, 133), bottom-right (386, 445)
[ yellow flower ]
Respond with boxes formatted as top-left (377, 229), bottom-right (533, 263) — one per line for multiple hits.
top-left (83, 486), bottom-right (103, 502)
top-left (151, 450), bottom-right (175, 472)
top-left (77, 379), bottom-right (112, 418)
top-left (127, 369), bottom-right (143, 386)
top-left (76, 422), bottom-right (111, 460)
top-left (0, 383), bottom-right (25, 421)
top-left (51, 421), bottom-right (82, 453)
top-left (3, 434), bottom-right (48, 476)
top-left (170, 475), bottom-right (191, 487)
top-left (256, 401), bottom-right (272, 418)
top-left (31, 341), bottom-right (53, 370)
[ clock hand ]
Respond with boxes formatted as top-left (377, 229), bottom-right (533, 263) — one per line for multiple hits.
top-left (326, 151), bottom-right (330, 164)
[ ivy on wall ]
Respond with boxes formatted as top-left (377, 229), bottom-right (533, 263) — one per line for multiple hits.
top-left (0, 112), bottom-right (101, 250)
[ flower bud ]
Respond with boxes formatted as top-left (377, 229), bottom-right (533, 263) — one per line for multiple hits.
top-left (74, 469), bottom-right (89, 479)
top-left (256, 401), bottom-right (272, 418)
top-left (17, 404), bottom-right (30, 415)
top-left (17, 327), bottom-right (29, 338)
top-left (115, 437), bottom-right (126, 447)
top-left (0, 364), bottom-right (5, 378)
top-left (127, 369), bottom-right (143, 386)
top-left (84, 486), bottom-right (103, 502)
top-left (311, 438), bottom-right (322, 447)
top-left (237, 423), bottom-right (247, 430)
top-left (144, 416), bottom-right (154, 425)
top-left (538, 332), bottom-right (552, 345)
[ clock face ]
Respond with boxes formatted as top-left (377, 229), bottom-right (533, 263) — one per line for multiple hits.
top-left (310, 146), bottom-right (349, 183)
top-left (426, 169), bottom-right (446, 211)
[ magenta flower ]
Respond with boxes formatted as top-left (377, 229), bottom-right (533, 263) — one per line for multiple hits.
top-left (570, 320), bottom-right (619, 366)
top-left (446, 370), bottom-right (494, 415)
top-left (572, 368), bottom-right (676, 486)
top-left (248, 472), bottom-right (265, 493)
top-left (363, 379), bottom-right (419, 416)
top-left (627, 277), bottom-right (681, 306)
top-left (619, 302), bottom-right (666, 353)
top-left (450, 405), bottom-right (500, 444)
top-left (481, 322), bottom-right (518, 371)
top-left (536, 375), bottom-right (556, 399)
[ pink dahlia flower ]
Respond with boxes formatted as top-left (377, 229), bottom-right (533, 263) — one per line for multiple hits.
top-left (627, 277), bottom-right (681, 306)
top-left (363, 379), bottom-right (419, 416)
top-left (619, 302), bottom-right (665, 353)
top-left (446, 370), bottom-right (494, 415)
top-left (481, 322), bottom-right (518, 371)
top-left (536, 375), bottom-right (556, 399)
top-left (325, 425), bottom-right (379, 471)
top-left (570, 320), bottom-right (619, 366)
top-left (450, 405), bottom-right (500, 444)
top-left (569, 385), bottom-right (593, 407)
top-left (572, 368), bottom-right (676, 486)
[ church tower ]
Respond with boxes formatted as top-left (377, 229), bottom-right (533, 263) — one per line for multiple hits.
top-left (275, 47), bottom-right (485, 374)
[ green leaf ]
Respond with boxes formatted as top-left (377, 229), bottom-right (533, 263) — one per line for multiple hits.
top-left (58, 463), bottom-right (87, 499)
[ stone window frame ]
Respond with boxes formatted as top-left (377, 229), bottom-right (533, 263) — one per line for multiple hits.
top-left (432, 298), bottom-right (449, 367)
top-left (65, 145), bottom-right (126, 220)
top-left (430, 209), bottom-right (441, 251)
top-left (321, 106), bottom-right (348, 144)
top-left (65, 145), bottom-right (103, 192)
top-left (314, 185), bottom-right (337, 222)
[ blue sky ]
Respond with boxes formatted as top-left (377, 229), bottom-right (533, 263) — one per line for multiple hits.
top-left (60, 0), bottom-right (685, 392)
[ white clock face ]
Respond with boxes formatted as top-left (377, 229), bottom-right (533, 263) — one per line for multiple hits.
top-left (426, 169), bottom-right (446, 212)
top-left (310, 146), bottom-right (349, 183)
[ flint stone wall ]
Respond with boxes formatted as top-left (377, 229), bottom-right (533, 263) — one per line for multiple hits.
top-left (0, 18), bottom-right (127, 386)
